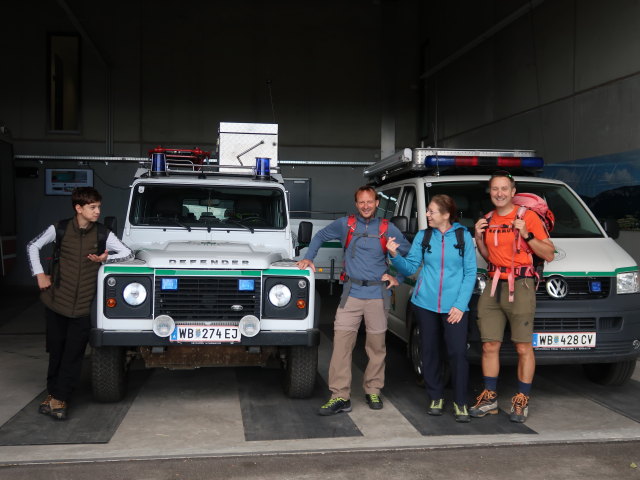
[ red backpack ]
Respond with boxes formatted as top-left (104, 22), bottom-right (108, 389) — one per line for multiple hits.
top-left (344, 214), bottom-right (389, 254)
top-left (484, 193), bottom-right (554, 301)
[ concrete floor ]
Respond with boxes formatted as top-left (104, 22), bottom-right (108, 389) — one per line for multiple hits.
top-left (0, 286), bottom-right (639, 479)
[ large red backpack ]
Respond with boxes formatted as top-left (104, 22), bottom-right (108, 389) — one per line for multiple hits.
top-left (484, 193), bottom-right (554, 300)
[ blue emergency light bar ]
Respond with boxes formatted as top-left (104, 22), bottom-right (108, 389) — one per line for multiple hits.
top-left (423, 155), bottom-right (544, 169)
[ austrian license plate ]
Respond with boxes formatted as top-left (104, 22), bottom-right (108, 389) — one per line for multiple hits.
top-left (532, 332), bottom-right (596, 349)
top-left (170, 325), bottom-right (240, 343)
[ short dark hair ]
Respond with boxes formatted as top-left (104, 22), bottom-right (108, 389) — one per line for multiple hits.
top-left (489, 170), bottom-right (516, 188)
top-left (430, 194), bottom-right (459, 222)
top-left (354, 185), bottom-right (378, 202)
top-left (71, 187), bottom-right (102, 209)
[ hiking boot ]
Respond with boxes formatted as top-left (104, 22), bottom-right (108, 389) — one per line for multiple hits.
top-left (469, 389), bottom-right (498, 417)
top-left (318, 397), bottom-right (352, 416)
top-left (509, 393), bottom-right (529, 423)
top-left (427, 398), bottom-right (444, 416)
top-left (453, 402), bottom-right (471, 423)
top-left (38, 394), bottom-right (53, 415)
top-left (365, 394), bottom-right (383, 410)
top-left (49, 398), bottom-right (67, 420)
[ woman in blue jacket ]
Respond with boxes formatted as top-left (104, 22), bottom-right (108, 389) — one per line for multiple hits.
top-left (387, 194), bottom-right (477, 422)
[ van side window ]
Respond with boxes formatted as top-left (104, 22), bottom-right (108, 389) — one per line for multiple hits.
top-left (377, 188), bottom-right (401, 219)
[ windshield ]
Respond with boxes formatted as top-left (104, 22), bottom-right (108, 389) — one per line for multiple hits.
top-left (425, 181), bottom-right (603, 238)
top-left (129, 184), bottom-right (287, 230)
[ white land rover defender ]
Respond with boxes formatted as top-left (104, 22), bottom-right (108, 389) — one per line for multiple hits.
top-left (365, 148), bottom-right (640, 386)
top-left (90, 123), bottom-right (319, 401)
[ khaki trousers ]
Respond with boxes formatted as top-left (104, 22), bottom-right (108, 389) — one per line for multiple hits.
top-left (328, 297), bottom-right (388, 399)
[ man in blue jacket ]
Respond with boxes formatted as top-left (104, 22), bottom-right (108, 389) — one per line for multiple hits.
top-left (297, 186), bottom-right (410, 415)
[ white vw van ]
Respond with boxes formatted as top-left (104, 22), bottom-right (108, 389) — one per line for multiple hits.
top-left (366, 148), bottom-right (640, 386)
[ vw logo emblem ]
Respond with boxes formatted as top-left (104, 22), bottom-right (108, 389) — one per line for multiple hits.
top-left (546, 276), bottom-right (568, 299)
top-left (230, 305), bottom-right (244, 311)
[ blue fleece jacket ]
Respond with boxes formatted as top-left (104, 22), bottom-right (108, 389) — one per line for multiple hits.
top-left (390, 223), bottom-right (477, 313)
top-left (304, 215), bottom-right (410, 299)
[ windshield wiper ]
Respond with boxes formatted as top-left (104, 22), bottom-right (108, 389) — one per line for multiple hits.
top-left (225, 218), bottom-right (254, 234)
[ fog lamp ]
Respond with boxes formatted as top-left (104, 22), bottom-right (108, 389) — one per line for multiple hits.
top-left (239, 315), bottom-right (260, 337)
top-left (152, 314), bottom-right (175, 337)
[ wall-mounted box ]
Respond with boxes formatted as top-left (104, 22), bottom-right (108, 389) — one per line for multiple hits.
top-left (45, 168), bottom-right (93, 195)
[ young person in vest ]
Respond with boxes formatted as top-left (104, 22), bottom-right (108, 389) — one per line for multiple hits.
top-left (296, 186), bottom-right (410, 415)
top-left (386, 194), bottom-right (477, 422)
top-left (27, 187), bottom-right (133, 420)
top-left (471, 171), bottom-right (555, 423)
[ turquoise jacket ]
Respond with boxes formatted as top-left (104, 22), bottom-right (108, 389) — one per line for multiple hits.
top-left (390, 223), bottom-right (477, 313)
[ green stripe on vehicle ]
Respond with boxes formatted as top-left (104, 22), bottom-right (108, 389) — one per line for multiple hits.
top-left (103, 266), bottom-right (154, 273)
top-left (155, 270), bottom-right (261, 276)
top-left (476, 267), bottom-right (637, 277)
top-left (321, 241), bottom-right (343, 248)
top-left (264, 269), bottom-right (310, 276)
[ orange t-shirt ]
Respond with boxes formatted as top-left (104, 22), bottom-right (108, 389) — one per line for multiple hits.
top-left (485, 207), bottom-right (549, 279)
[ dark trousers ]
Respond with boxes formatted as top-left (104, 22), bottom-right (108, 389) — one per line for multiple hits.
top-left (45, 307), bottom-right (91, 402)
top-left (414, 305), bottom-right (469, 406)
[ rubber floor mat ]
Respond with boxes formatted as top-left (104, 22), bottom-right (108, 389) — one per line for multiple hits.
top-left (0, 369), bottom-right (151, 446)
top-left (352, 334), bottom-right (536, 436)
top-left (237, 368), bottom-right (362, 441)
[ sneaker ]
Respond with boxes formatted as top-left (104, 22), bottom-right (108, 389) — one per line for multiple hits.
top-left (365, 394), bottom-right (383, 410)
top-left (427, 398), bottom-right (444, 416)
top-left (49, 397), bottom-right (67, 420)
top-left (453, 403), bottom-right (471, 423)
top-left (38, 394), bottom-right (53, 415)
top-left (509, 393), bottom-right (529, 423)
top-left (469, 389), bottom-right (499, 417)
top-left (318, 397), bottom-right (352, 416)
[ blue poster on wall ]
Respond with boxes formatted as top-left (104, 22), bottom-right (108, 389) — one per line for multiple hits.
top-left (542, 150), bottom-right (640, 231)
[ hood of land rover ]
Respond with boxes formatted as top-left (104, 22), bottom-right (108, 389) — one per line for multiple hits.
top-left (135, 241), bottom-right (283, 269)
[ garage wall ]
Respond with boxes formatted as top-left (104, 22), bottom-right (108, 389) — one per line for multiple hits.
top-left (421, 0), bottom-right (640, 161)
top-left (2, 0), bottom-right (424, 285)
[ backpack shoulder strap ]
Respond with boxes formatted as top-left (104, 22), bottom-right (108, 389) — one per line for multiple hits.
top-left (378, 218), bottom-right (389, 254)
top-left (53, 218), bottom-right (71, 257)
top-left (454, 227), bottom-right (466, 257)
top-left (421, 228), bottom-right (433, 257)
top-left (343, 214), bottom-right (357, 251)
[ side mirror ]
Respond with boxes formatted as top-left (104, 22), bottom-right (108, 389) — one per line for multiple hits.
top-left (601, 217), bottom-right (620, 239)
top-left (390, 215), bottom-right (408, 233)
top-left (296, 221), bottom-right (313, 256)
top-left (104, 216), bottom-right (117, 234)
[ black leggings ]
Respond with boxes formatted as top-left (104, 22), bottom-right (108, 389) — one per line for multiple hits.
top-left (45, 307), bottom-right (90, 401)
top-left (414, 305), bottom-right (469, 406)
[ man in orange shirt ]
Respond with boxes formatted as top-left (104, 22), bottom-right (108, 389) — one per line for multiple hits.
top-left (470, 171), bottom-right (555, 423)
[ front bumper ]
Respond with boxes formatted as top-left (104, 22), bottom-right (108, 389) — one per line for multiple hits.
top-left (466, 293), bottom-right (640, 365)
top-left (90, 328), bottom-right (320, 348)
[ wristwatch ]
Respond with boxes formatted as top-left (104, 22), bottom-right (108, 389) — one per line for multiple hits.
top-left (524, 232), bottom-right (535, 242)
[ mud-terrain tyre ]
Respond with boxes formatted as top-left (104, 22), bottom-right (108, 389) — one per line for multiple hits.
top-left (583, 359), bottom-right (636, 386)
top-left (283, 345), bottom-right (318, 398)
top-left (92, 346), bottom-right (128, 402)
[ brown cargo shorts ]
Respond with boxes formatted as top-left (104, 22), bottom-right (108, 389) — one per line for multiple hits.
top-left (477, 277), bottom-right (536, 343)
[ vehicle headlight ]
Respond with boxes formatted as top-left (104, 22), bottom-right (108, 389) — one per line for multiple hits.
top-left (123, 282), bottom-right (148, 306)
top-left (473, 273), bottom-right (487, 295)
top-left (268, 284), bottom-right (291, 307)
top-left (617, 271), bottom-right (639, 294)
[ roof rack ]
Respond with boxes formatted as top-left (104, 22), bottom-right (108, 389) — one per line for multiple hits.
top-left (136, 158), bottom-right (283, 183)
top-left (364, 147), bottom-right (543, 184)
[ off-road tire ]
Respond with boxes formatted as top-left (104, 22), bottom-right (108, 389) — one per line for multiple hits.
top-left (92, 346), bottom-right (128, 402)
top-left (283, 345), bottom-right (318, 398)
